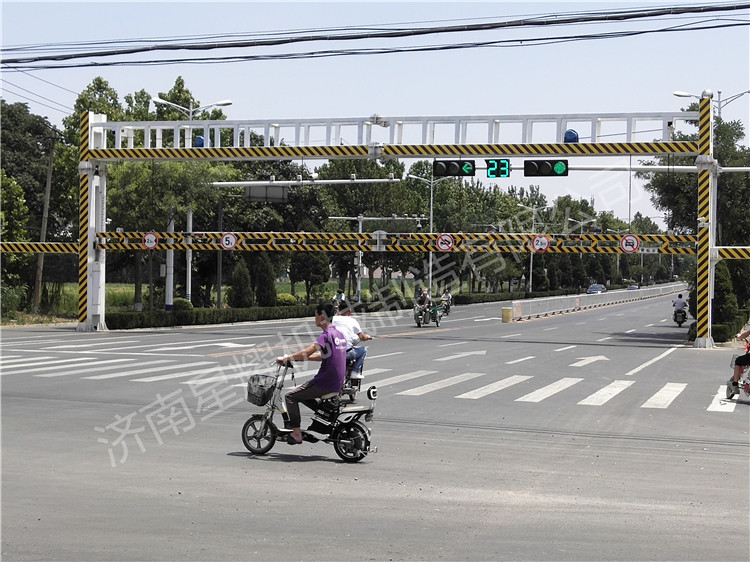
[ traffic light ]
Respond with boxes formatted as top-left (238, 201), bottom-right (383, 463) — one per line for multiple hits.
top-left (523, 160), bottom-right (568, 177)
top-left (433, 160), bottom-right (475, 177)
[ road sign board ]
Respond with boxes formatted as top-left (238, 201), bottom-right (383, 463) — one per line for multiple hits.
top-left (620, 234), bottom-right (640, 254)
top-left (221, 232), bottom-right (238, 250)
top-left (532, 234), bottom-right (550, 252)
top-left (436, 233), bottom-right (455, 251)
top-left (142, 232), bottom-right (158, 249)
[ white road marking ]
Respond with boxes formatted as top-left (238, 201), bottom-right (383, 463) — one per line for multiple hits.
top-left (569, 355), bottom-right (609, 368)
top-left (623, 346), bottom-right (679, 376)
top-left (361, 370), bottom-right (437, 388)
top-left (706, 386), bottom-right (737, 412)
top-left (398, 372), bottom-right (486, 396)
top-left (554, 345), bottom-right (577, 352)
top-left (434, 350), bottom-right (486, 362)
top-left (505, 356), bottom-right (535, 364)
top-left (456, 375), bottom-right (532, 399)
top-left (641, 383), bottom-right (687, 408)
top-left (515, 378), bottom-right (584, 402)
top-left (578, 380), bottom-right (635, 405)
top-left (3, 357), bottom-right (96, 375)
top-left (83, 360), bottom-right (188, 379)
top-left (35, 359), bottom-right (136, 377)
top-left (500, 333), bottom-right (522, 338)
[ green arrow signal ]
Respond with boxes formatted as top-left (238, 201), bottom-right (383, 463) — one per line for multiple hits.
top-left (462, 162), bottom-right (474, 174)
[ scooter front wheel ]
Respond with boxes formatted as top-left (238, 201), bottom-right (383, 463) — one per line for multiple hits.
top-left (332, 422), bottom-right (369, 463)
top-left (242, 414), bottom-right (278, 454)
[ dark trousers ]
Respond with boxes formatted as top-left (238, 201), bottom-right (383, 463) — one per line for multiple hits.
top-left (285, 381), bottom-right (328, 428)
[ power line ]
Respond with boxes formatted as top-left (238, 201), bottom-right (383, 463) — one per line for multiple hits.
top-left (1, 3), bottom-right (747, 69)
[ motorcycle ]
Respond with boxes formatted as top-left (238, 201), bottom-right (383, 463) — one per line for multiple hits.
top-left (440, 296), bottom-right (451, 316)
top-left (242, 362), bottom-right (377, 462)
top-left (413, 301), bottom-right (442, 327)
top-left (673, 308), bottom-right (687, 327)
top-left (727, 344), bottom-right (750, 400)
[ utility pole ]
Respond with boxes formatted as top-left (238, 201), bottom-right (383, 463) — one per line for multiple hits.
top-left (32, 130), bottom-right (56, 314)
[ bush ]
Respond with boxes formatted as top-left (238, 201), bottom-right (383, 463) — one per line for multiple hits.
top-left (172, 298), bottom-right (193, 311)
top-left (276, 293), bottom-right (299, 306)
top-left (0, 283), bottom-right (27, 318)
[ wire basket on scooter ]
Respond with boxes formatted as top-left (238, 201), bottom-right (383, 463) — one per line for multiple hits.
top-left (246, 374), bottom-right (277, 406)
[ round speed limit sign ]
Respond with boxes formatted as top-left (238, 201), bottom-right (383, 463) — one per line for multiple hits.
top-left (221, 232), bottom-right (238, 250)
top-left (532, 234), bottom-right (550, 253)
top-left (142, 232), bottom-right (158, 249)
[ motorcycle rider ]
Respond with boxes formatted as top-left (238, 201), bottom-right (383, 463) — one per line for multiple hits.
top-left (276, 302), bottom-right (347, 445)
top-left (728, 327), bottom-right (750, 393)
top-left (440, 287), bottom-right (452, 315)
top-left (672, 293), bottom-right (687, 322)
top-left (332, 300), bottom-right (373, 380)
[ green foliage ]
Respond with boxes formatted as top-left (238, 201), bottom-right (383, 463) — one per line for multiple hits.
top-left (227, 259), bottom-right (253, 308)
top-left (713, 260), bottom-right (739, 323)
top-left (276, 293), bottom-right (299, 306)
top-left (251, 253), bottom-right (277, 307)
top-left (0, 283), bottom-right (28, 318)
top-left (172, 298), bottom-right (193, 311)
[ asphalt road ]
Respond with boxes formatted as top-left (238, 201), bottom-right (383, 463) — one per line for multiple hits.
top-left (2, 293), bottom-right (748, 561)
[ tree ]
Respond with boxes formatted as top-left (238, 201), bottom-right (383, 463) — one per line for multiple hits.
top-left (227, 258), bottom-right (253, 308)
top-left (0, 170), bottom-right (32, 286)
top-left (713, 260), bottom-right (739, 324)
top-left (289, 219), bottom-right (331, 304)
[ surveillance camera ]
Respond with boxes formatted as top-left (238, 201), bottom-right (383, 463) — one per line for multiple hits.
top-left (416, 222), bottom-right (423, 231)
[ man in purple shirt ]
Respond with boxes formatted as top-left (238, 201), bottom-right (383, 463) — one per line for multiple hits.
top-left (276, 302), bottom-right (347, 445)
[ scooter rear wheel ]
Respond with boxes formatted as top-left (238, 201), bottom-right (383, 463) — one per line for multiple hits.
top-left (726, 384), bottom-right (738, 399)
top-left (332, 423), bottom-right (369, 463)
top-left (242, 414), bottom-right (278, 454)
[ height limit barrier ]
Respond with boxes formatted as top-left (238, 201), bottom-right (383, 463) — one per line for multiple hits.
top-left (69, 105), bottom-right (717, 343)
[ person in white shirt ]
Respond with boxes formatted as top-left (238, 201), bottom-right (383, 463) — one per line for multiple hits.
top-left (332, 301), bottom-right (373, 379)
top-left (672, 294), bottom-right (687, 321)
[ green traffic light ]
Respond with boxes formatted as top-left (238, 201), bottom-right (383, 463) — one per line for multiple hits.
top-left (553, 161), bottom-right (568, 175)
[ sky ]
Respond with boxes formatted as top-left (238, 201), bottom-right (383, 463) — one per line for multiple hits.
top-left (2, 1), bottom-right (749, 230)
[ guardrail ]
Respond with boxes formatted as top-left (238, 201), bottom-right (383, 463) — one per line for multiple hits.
top-left (505, 283), bottom-right (687, 321)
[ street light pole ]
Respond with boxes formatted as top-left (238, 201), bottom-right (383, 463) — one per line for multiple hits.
top-left (518, 203), bottom-right (550, 293)
top-left (407, 174), bottom-right (450, 296)
top-left (330, 213), bottom-right (424, 303)
top-left (153, 97), bottom-right (233, 120)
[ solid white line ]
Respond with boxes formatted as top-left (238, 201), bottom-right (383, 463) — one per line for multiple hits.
top-left (44, 341), bottom-right (139, 349)
top-left (554, 345), bottom-right (577, 352)
top-left (35, 359), bottom-right (137, 377)
top-left (0, 357), bottom-right (90, 374)
top-left (362, 370), bottom-right (437, 388)
top-left (0, 356), bottom-right (51, 364)
top-left (131, 364), bottom-right (221, 382)
top-left (367, 352), bottom-right (404, 359)
top-left (578, 380), bottom-right (635, 405)
top-left (515, 377), bottom-right (583, 402)
top-left (625, 329), bottom-right (636, 334)
top-left (438, 341), bottom-right (467, 347)
top-left (82, 360), bottom-right (185, 379)
top-left (596, 336), bottom-right (612, 342)
top-left (641, 383), bottom-right (687, 409)
top-left (500, 333), bottom-right (522, 338)
top-left (623, 346), bottom-right (679, 376)
top-left (398, 372), bottom-right (486, 396)
top-left (456, 375), bottom-right (532, 399)
top-left (505, 356), bottom-right (535, 364)
top-left (707, 386), bottom-right (736, 412)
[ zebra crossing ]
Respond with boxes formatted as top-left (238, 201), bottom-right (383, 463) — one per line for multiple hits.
top-left (0, 353), bottom-right (743, 412)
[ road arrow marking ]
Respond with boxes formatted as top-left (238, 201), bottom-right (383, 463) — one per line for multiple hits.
top-left (569, 355), bottom-right (609, 367)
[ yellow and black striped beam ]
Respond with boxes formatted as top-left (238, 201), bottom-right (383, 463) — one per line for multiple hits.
top-left (84, 231), bottom-right (696, 255)
top-left (383, 141), bottom-right (699, 159)
top-left (87, 145), bottom-right (370, 162)
top-left (0, 242), bottom-right (79, 253)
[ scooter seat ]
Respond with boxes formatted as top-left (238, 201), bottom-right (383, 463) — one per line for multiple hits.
top-left (320, 392), bottom-right (339, 400)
